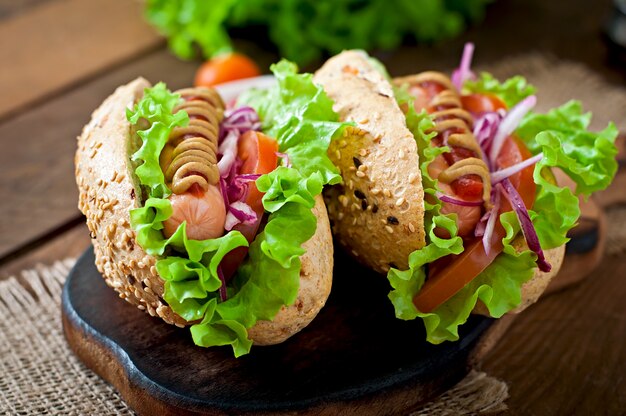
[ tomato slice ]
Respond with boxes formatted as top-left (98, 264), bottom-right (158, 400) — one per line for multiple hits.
top-left (461, 93), bottom-right (507, 114)
top-left (413, 136), bottom-right (536, 313)
top-left (220, 131), bottom-right (278, 279)
top-left (194, 52), bottom-right (261, 87)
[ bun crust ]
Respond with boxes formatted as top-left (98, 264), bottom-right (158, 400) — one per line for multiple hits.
top-left (75, 78), bottom-right (333, 344)
top-left (314, 50), bottom-right (426, 274)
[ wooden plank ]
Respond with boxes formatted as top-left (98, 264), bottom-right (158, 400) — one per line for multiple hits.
top-left (0, 223), bottom-right (89, 280)
top-left (482, 258), bottom-right (626, 414)
top-left (0, 0), bottom-right (55, 20)
top-left (0, 0), bottom-right (162, 120)
top-left (0, 50), bottom-right (198, 261)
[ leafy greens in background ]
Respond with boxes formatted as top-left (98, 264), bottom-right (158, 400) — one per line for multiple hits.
top-left (127, 61), bottom-right (346, 357)
top-left (145, 0), bottom-right (493, 65)
top-left (388, 73), bottom-right (618, 344)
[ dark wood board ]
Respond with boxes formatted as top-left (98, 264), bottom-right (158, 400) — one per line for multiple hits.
top-left (62, 248), bottom-right (494, 416)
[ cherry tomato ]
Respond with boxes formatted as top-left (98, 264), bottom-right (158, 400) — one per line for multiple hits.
top-left (194, 53), bottom-right (261, 87)
top-left (220, 131), bottom-right (278, 279)
top-left (461, 93), bottom-right (507, 114)
top-left (414, 136), bottom-right (536, 313)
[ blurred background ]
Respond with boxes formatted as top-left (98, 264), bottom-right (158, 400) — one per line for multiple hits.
top-left (0, 1), bottom-right (625, 414)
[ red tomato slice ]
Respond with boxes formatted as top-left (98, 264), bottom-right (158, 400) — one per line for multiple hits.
top-left (194, 53), bottom-right (261, 87)
top-left (461, 93), bottom-right (507, 114)
top-left (413, 136), bottom-right (536, 313)
top-left (220, 131), bottom-right (278, 279)
top-left (409, 82), bottom-right (447, 112)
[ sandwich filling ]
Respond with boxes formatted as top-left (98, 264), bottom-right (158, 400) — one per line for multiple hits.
top-left (127, 61), bottom-right (345, 356)
top-left (386, 44), bottom-right (618, 343)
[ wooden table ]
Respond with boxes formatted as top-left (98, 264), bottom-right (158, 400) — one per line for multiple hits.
top-left (1, 0), bottom-right (624, 414)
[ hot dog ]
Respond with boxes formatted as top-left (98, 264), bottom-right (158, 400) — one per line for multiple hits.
top-left (314, 48), bottom-right (618, 343)
top-left (76, 65), bottom-right (344, 356)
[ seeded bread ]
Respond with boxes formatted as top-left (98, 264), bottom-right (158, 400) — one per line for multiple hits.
top-left (314, 50), bottom-right (426, 274)
top-left (75, 78), bottom-right (333, 345)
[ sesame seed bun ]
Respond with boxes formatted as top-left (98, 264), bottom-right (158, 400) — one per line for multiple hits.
top-left (314, 50), bottom-right (426, 274)
top-left (75, 78), bottom-right (333, 345)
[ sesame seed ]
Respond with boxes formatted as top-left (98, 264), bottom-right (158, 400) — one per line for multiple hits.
top-left (339, 195), bottom-right (349, 207)
top-left (354, 189), bottom-right (366, 199)
top-left (361, 199), bottom-right (368, 210)
top-left (408, 173), bottom-right (417, 183)
top-left (97, 178), bottom-right (103, 186)
top-left (95, 142), bottom-right (103, 149)
top-left (351, 203), bottom-right (360, 211)
top-left (335, 150), bottom-right (342, 159)
top-left (352, 218), bottom-right (357, 226)
top-left (338, 212), bottom-right (344, 220)
top-left (358, 164), bottom-right (367, 172)
top-left (360, 118), bottom-right (369, 124)
top-left (351, 249), bottom-right (359, 257)
top-left (356, 171), bottom-right (366, 178)
top-left (359, 148), bottom-right (368, 157)
top-left (349, 166), bottom-right (357, 172)
top-left (383, 189), bottom-right (392, 198)
top-left (385, 225), bottom-right (394, 234)
top-left (372, 204), bottom-right (379, 213)
top-left (395, 197), bottom-right (405, 206)
top-left (398, 149), bottom-right (406, 159)
top-left (387, 216), bottom-right (399, 225)
top-left (409, 223), bottom-right (416, 233)
top-left (371, 188), bottom-right (381, 195)
top-left (339, 140), bottom-right (347, 147)
top-left (348, 180), bottom-right (354, 190)
top-left (90, 149), bottom-right (97, 159)
top-left (353, 157), bottom-right (362, 168)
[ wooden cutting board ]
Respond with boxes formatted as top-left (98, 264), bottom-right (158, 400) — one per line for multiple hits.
top-left (62, 248), bottom-right (495, 416)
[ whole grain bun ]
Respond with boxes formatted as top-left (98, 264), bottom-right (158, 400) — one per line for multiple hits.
top-left (75, 78), bottom-right (333, 345)
top-left (314, 50), bottom-right (426, 274)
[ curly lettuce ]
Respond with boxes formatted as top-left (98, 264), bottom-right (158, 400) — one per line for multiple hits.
top-left (145, 0), bottom-right (492, 66)
top-left (127, 62), bottom-right (346, 356)
top-left (387, 74), bottom-right (618, 343)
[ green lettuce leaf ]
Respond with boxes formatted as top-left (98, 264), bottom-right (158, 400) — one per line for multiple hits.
top-left (145, 0), bottom-right (492, 65)
top-left (464, 73), bottom-right (536, 108)
top-left (518, 101), bottom-right (618, 249)
top-left (238, 60), bottom-right (344, 186)
top-left (127, 82), bottom-right (189, 199)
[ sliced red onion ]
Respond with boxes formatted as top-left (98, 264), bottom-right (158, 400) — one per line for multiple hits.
top-left (217, 131), bottom-right (239, 177)
top-left (500, 178), bottom-right (551, 272)
top-left (451, 43), bottom-right (476, 91)
top-left (481, 189), bottom-right (501, 255)
top-left (489, 96), bottom-right (536, 165)
top-left (491, 153), bottom-right (543, 184)
top-left (473, 111), bottom-right (504, 150)
top-left (437, 192), bottom-right (483, 207)
top-left (225, 201), bottom-right (258, 231)
top-left (276, 151), bottom-right (291, 167)
top-left (217, 266), bottom-right (227, 301)
top-left (220, 106), bottom-right (261, 141)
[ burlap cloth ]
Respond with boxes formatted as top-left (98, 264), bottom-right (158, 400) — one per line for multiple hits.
top-left (1, 54), bottom-right (624, 415)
